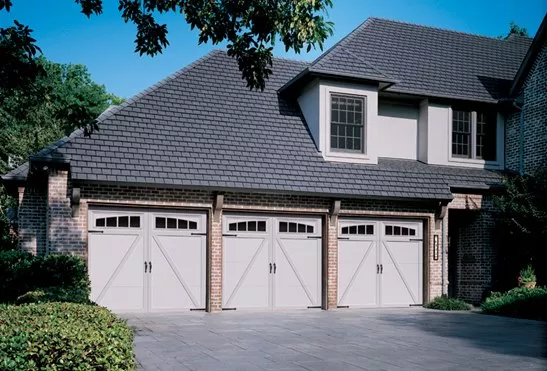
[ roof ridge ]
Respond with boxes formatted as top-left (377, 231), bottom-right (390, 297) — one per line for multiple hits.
top-left (339, 46), bottom-right (393, 80)
top-left (368, 17), bottom-right (533, 42)
top-left (310, 17), bottom-right (375, 67)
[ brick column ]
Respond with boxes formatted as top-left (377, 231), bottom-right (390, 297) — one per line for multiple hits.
top-left (18, 179), bottom-right (48, 255)
top-left (326, 214), bottom-right (338, 309)
top-left (46, 169), bottom-right (86, 257)
top-left (208, 205), bottom-right (223, 312)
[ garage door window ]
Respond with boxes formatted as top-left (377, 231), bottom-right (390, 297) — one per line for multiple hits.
top-left (385, 225), bottom-right (416, 236)
top-left (155, 217), bottom-right (197, 230)
top-left (279, 221), bottom-right (314, 233)
top-left (228, 221), bottom-right (267, 232)
top-left (95, 216), bottom-right (140, 228)
top-left (341, 224), bottom-right (374, 235)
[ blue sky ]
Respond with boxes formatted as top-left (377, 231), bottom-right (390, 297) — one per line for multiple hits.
top-left (1, 1), bottom-right (545, 98)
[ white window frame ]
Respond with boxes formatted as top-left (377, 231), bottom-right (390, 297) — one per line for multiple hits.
top-left (329, 93), bottom-right (366, 154)
top-left (448, 107), bottom-right (503, 168)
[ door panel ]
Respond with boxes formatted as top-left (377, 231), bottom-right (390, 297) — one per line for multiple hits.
top-left (223, 236), bottom-right (270, 309)
top-left (274, 236), bottom-right (321, 308)
top-left (88, 233), bottom-right (145, 311)
top-left (338, 239), bottom-right (377, 307)
top-left (149, 234), bottom-right (206, 311)
top-left (380, 239), bottom-right (422, 306)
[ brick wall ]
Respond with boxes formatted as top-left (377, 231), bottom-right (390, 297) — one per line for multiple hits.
top-left (448, 193), bottom-right (496, 304)
top-left (506, 42), bottom-right (547, 175)
top-left (18, 174), bottom-right (455, 311)
top-left (18, 173), bottom-right (48, 255)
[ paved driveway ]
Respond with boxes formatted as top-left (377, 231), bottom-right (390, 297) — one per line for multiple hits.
top-left (124, 308), bottom-right (546, 371)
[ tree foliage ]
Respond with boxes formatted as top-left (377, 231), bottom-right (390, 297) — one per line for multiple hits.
top-left (499, 20), bottom-right (529, 39)
top-left (2, 0), bottom-right (334, 91)
top-left (0, 57), bottom-right (123, 250)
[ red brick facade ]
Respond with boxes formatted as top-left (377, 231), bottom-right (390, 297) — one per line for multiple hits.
top-left (17, 169), bottom-right (457, 311)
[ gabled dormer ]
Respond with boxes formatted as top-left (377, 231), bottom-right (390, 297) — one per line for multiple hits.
top-left (281, 17), bottom-right (530, 170)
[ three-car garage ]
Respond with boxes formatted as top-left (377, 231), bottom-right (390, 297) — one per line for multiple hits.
top-left (87, 207), bottom-right (424, 313)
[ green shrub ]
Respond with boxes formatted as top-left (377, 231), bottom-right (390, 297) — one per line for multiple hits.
top-left (0, 250), bottom-right (35, 303)
top-left (0, 251), bottom-right (90, 304)
top-left (16, 286), bottom-right (91, 305)
top-left (0, 303), bottom-right (134, 370)
top-left (425, 295), bottom-right (471, 310)
top-left (481, 286), bottom-right (547, 321)
top-left (32, 253), bottom-right (90, 293)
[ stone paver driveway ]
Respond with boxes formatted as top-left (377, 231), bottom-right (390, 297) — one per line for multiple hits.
top-left (123, 308), bottom-right (546, 371)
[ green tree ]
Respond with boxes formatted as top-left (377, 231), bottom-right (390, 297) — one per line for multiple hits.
top-left (1, 0), bottom-right (334, 92)
top-left (0, 57), bottom-right (123, 250)
top-left (499, 21), bottom-right (529, 39)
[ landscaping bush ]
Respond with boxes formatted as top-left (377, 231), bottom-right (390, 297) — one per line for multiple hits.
top-left (0, 250), bottom-right (35, 303)
top-left (481, 286), bottom-right (547, 321)
top-left (0, 251), bottom-right (90, 304)
top-left (0, 303), bottom-right (134, 370)
top-left (16, 286), bottom-right (91, 305)
top-left (424, 295), bottom-right (471, 310)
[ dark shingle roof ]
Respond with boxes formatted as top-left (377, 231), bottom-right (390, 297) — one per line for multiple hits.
top-left (295, 17), bottom-right (532, 103)
top-left (4, 50), bottom-right (503, 200)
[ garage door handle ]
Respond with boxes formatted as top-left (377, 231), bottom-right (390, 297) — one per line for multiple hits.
top-left (191, 232), bottom-right (207, 236)
top-left (269, 263), bottom-right (272, 274)
top-left (273, 263), bottom-right (276, 274)
top-left (149, 261), bottom-right (152, 273)
top-left (144, 262), bottom-right (148, 273)
top-left (223, 233), bottom-right (237, 237)
top-left (376, 264), bottom-right (379, 274)
top-left (338, 237), bottom-right (350, 240)
top-left (307, 236), bottom-right (321, 239)
top-left (380, 264), bottom-right (383, 274)
top-left (89, 230), bottom-right (104, 234)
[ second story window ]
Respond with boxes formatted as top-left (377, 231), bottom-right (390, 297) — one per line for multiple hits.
top-left (452, 109), bottom-right (496, 161)
top-left (330, 94), bottom-right (365, 153)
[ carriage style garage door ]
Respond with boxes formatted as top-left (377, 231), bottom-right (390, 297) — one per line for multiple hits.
top-left (223, 214), bottom-right (322, 310)
top-left (88, 208), bottom-right (206, 312)
top-left (338, 219), bottom-right (423, 308)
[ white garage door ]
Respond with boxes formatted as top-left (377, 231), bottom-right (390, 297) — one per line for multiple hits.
top-left (88, 208), bottom-right (206, 312)
top-left (338, 219), bottom-right (423, 308)
top-left (223, 214), bottom-right (322, 310)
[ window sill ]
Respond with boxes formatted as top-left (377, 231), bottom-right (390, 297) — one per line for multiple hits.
top-left (448, 156), bottom-right (501, 169)
top-left (324, 151), bottom-right (377, 164)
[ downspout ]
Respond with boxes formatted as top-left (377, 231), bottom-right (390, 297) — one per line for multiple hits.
top-left (518, 106), bottom-right (524, 176)
top-left (439, 204), bottom-right (448, 296)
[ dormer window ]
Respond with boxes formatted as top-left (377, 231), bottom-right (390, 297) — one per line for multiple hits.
top-left (330, 94), bottom-right (366, 153)
top-left (452, 110), bottom-right (496, 161)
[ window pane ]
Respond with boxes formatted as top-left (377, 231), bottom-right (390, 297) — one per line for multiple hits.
top-left (330, 94), bottom-right (365, 153)
top-left (257, 221), bottom-right (266, 232)
top-left (118, 216), bottom-right (129, 228)
top-left (298, 223), bottom-right (306, 233)
top-left (189, 221), bottom-right (197, 230)
top-left (228, 223), bottom-right (236, 231)
top-left (307, 225), bottom-right (314, 233)
top-left (156, 217), bottom-right (166, 229)
top-left (106, 217), bottom-right (117, 227)
top-left (248, 221), bottom-right (257, 231)
top-left (358, 225), bottom-right (366, 234)
top-left (366, 225), bottom-right (374, 235)
top-left (341, 227), bottom-right (348, 235)
top-left (452, 110), bottom-right (471, 158)
top-left (96, 218), bottom-right (105, 227)
top-left (394, 226), bottom-right (401, 235)
top-left (279, 222), bottom-right (288, 232)
top-left (349, 225), bottom-right (357, 234)
top-left (386, 226), bottom-right (393, 235)
top-left (410, 229), bottom-right (416, 236)
top-left (476, 112), bottom-right (496, 161)
top-left (289, 222), bottom-right (297, 232)
top-left (402, 227), bottom-right (409, 236)
top-left (237, 222), bottom-right (247, 231)
top-left (167, 218), bottom-right (177, 229)
top-left (178, 219), bottom-right (188, 229)
top-left (130, 216), bottom-right (140, 228)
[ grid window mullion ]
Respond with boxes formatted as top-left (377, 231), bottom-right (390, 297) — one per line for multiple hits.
top-left (330, 95), bottom-right (364, 153)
